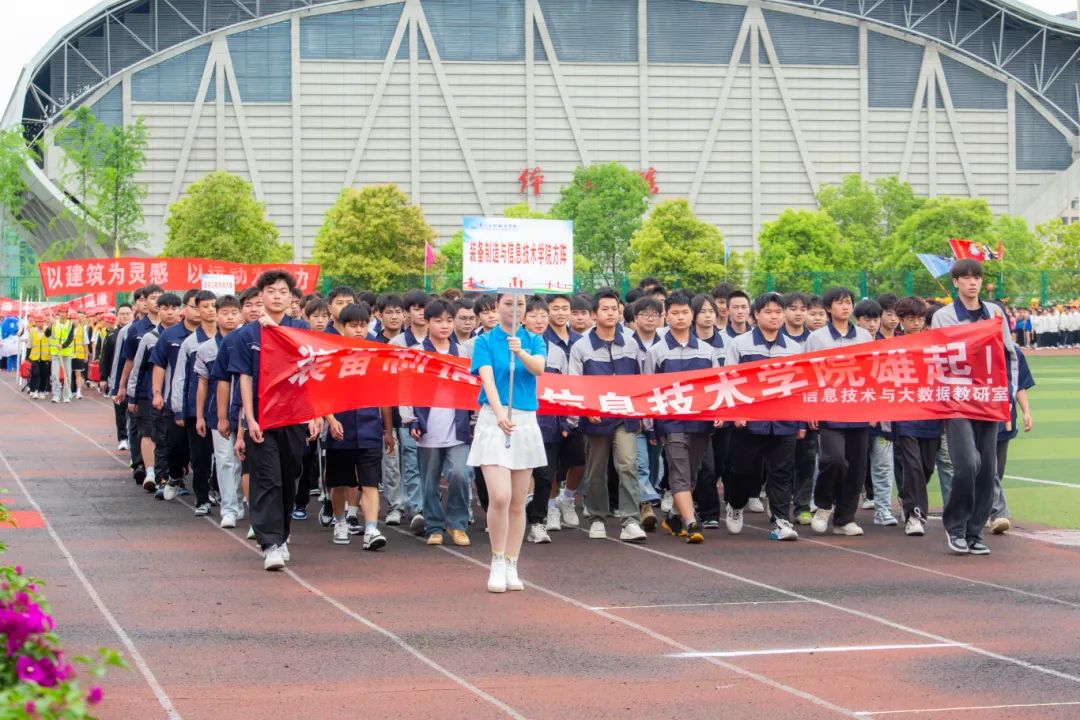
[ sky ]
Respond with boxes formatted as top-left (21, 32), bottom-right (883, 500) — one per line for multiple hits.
top-left (2, 0), bottom-right (1079, 118)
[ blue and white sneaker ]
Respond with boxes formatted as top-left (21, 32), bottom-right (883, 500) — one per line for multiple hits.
top-left (946, 533), bottom-right (969, 554)
top-left (292, 506), bottom-right (308, 521)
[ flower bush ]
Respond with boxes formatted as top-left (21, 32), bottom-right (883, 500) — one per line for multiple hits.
top-left (0, 495), bottom-right (126, 719)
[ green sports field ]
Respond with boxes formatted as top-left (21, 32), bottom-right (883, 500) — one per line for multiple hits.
top-left (925, 353), bottom-right (1080, 530)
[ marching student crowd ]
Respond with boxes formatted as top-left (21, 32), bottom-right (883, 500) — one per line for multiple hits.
top-left (17, 260), bottom-right (1035, 592)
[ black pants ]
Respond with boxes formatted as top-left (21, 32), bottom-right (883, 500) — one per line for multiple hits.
top-left (695, 426), bottom-right (729, 521)
top-left (113, 402), bottom-right (127, 443)
top-left (793, 429), bottom-right (818, 515)
top-left (815, 427), bottom-right (869, 526)
top-left (897, 435), bottom-right (939, 521)
top-left (30, 360), bottom-right (51, 393)
top-left (296, 440), bottom-right (321, 507)
top-left (943, 418), bottom-right (997, 543)
top-left (248, 425), bottom-right (307, 550)
top-left (156, 411), bottom-right (188, 482)
top-left (730, 430), bottom-right (796, 523)
top-left (185, 420), bottom-right (214, 505)
top-left (526, 442), bottom-right (561, 525)
top-left (126, 409), bottom-right (143, 473)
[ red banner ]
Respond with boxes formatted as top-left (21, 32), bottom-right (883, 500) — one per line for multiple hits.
top-left (0, 292), bottom-right (115, 316)
top-left (37, 257), bottom-right (320, 297)
top-left (949, 238), bottom-right (1002, 262)
top-left (258, 320), bottom-right (1010, 430)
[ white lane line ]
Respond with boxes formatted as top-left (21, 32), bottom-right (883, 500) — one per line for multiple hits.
top-left (390, 530), bottom-right (862, 719)
top-left (1010, 529), bottom-right (1080, 547)
top-left (4, 381), bottom-right (527, 720)
top-left (855, 700), bottom-right (1080, 716)
top-left (740, 521), bottom-right (1080, 610)
top-left (592, 599), bottom-right (809, 611)
top-left (592, 534), bottom-right (1080, 686)
top-left (1005, 474), bottom-right (1080, 489)
top-left (0, 449), bottom-right (183, 720)
top-left (670, 642), bottom-right (964, 659)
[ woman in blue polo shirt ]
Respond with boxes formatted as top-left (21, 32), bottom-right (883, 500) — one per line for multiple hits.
top-left (468, 292), bottom-right (547, 593)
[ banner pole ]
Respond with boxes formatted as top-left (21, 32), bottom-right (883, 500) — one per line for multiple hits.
top-left (505, 291), bottom-right (520, 449)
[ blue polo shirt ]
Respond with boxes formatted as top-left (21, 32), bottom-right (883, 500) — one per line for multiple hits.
top-left (122, 315), bottom-right (153, 362)
top-left (150, 322), bottom-right (194, 409)
top-left (211, 329), bottom-right (243, 428)
top-left (471, 325), bottom-right (546, 412)
top-left (228, 316), bottom-right (306, 425)
top-left (543, 326), bottom-right (581, 358)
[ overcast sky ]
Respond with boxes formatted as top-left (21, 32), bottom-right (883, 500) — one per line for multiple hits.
top-left (3, 0), bottom-right (1079, 117)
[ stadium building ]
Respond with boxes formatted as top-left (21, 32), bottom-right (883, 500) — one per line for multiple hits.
top-left (6, 0), bottom-right (1080, 261)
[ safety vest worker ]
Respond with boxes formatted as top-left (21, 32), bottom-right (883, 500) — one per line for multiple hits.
top-left (49, 319), bottom-right (75, 357)
top-left (73, 324), bottom-right (87, 361)
top-left (28, 325), bottom-right (51, 362)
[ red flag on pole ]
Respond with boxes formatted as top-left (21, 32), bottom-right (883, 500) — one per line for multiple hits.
top-left (948, 238), bottom-right (999, 262)
top-left (424, 242), bottom-right (436, 268)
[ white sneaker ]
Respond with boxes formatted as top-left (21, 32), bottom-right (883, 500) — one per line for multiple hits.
top-left (142, 472), bottom-right (157, 492)
top-left (545, 506), bottom-right (562, 531)
top-left (51, 396), bottom-right (59, 403)
top-left (619, 520), bottom-right (647, 544)
top-left (660, 490), bottom-right (673, 515)
top-left (63, 397), bottom-right (71, 403)
top-left (487, 558), bottom-right (507, 593)
top-left (246, 526), bottom-right (256, 540)
top-left (263, 545), bottom-right (285, 571)
top-left (505, 560), bottom-right (524, 591)
top-left (76, 391), bottom-right (83, 400)
top-left (280, 542), bottom-right (290, 562)
top-left (747, 497), bottom-right (766, 513)
top-left (527, 523), bottom-right (551, 544)
top-left (770, 519), bottom-right (799, 541)
top-left (117, 440), bottom-right (129, 451)
top-left (905, 516), bottom-right (925, 536)
top-left (363, 528), bottom-right (387, 551)
top-left (874, 512), bottom-right (899, 526)
top-left (163, 482), bottom-right (178, 502)
top-left (811, 508), bottom-right (832, 534)
top-left (220, 513), bottom-right (237, 529)
top-left (860, 497), bottom-right (875, 510)
top-left (557, 496), bottom-right (579, 528)
top-left (832, 522), bottom-right (864, 536)
top-left (588, 519), bottom-right (607, 539)
top-left (333, 521), bottom-right (350, 545)
top-left (725, 504), bottom-right (743, 534)
top-left (410, 513), bottom-right (426, 535)
top-left (385, 509), bottom-right (402, 526)
top-left (237, 503), bottom-right (247, 521)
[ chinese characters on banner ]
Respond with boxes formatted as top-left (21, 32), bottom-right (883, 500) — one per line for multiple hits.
top-left (462, 216), bottom-right (574, 292)
top-left (256, 319), bottom-right (1010, 430)
top-left (37, 257), bottom-right (321, 298)
top-left (0, 292), bottom-right (114, 316)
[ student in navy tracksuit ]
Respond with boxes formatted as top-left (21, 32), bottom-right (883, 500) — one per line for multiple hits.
top-left (543, 294), bottom-right (584, 530)
top-left (643, 291), bottom-right (720, 544)
top-left (726, 293), bottom-right (805, 541)
top-left (805, 286), bottom-right (875, 537)
top-left (325, 302), bottom-right (394, 551)
top-left (991, 342), bottom-right (1035, 535)
top-left (781, 292), bottom-right (816, 525)
top-left (402, 299), bottom-right (474, 548)
top-left (689, 293), bottom-right (731, 529)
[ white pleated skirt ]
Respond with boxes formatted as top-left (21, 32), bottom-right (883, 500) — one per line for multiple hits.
top-left (467, 405), bottom-right (547, 470)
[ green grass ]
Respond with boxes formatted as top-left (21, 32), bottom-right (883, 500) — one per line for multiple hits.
top-left (925, 354), bottom-right (1080, 530)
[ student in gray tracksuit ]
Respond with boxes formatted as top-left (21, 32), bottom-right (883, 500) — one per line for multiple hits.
top-left (931, 259), bottom-right (1019, 556)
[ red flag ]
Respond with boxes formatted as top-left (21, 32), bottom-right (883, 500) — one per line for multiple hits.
top-left (996, 240), bottom-right (1005, 260)
top-left (257, 320), bottom-right (1010, 430)
top-left (948, 239), bottom-right (999, 262)
top-left (424, 242), bottom-right (436, 269)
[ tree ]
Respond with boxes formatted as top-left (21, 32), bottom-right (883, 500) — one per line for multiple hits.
top-left (93, 119), bottom-right (149, 254)
top-left (550, 162), bottom-right (650, 282)
top-left (875, 175), bottom-right (925, 239)
top-left (628, 199), bottom-right (744, 289)
top-left (982, 214), bottom-right (1041, 300)
top-left (52, 107), bottom-right (104, 255)
top-left (0, 127), bottom-right (38, 225)
top-left (816, 174), bottom-right (883, 263)
top-left (163, 171), bottom-right (290, 263)
top-left (752, 209), bottom-right (855, 294)
top-left (312, 184), bottom-right (435, 292)
top-left (1036, 219), bottom-right (1080, 301)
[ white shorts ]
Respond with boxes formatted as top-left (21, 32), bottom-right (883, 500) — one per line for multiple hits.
top-left (466, 405), bottom-right (547, 470)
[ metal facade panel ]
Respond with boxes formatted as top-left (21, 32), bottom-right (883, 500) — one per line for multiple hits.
top-left (868, 31), bottom-right (923, 108)
top-left (228, 21), bottom-right (291, 102)
top-left (537, 0), bottom-right (637, 62)
top-left (940, 56), bottom-right (1006, 110)
top-left (1015, 95), bottom-right (1073, 171)
top-left (420, 0), bottom-right (525, 61)
top-left (90, 84), bottom-right (123, 127)
top-left (761, 9), bottom-right (857, 66)
top-left (131, 44), bottom-right (211, 102)
top-left (646, 0), bottom-right (744, 64)
top-left (299, 3), bottom-right (405, 61)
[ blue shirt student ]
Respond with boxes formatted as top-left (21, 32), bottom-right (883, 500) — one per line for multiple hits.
top-left (471, 325), bottom-right (546, 412)
top-left (149, 322), bottom-right (194, 410)
top-left (229, 315), bottom-right (307, 425)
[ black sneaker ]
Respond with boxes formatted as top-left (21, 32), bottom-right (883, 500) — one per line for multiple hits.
top-left (946, 533), bottom-right (969, 554)
top-left (660, 514), bottom-right (685, 537)
top-left (702, 519), bottom-right (721, 530)
top-left (346, 515), bottom-right (363, 535)
top-left (318, 500), bottom-right (334, 528)
top-left (967, 539), bottom-right (990, 555)
top-left (686, 521), bottom-right (704, 544)
top-left (133, 467), bottom-right (146, 484)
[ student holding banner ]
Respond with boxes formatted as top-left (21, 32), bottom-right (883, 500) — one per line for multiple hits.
top-left (467, 292), bottom-right (547, 594)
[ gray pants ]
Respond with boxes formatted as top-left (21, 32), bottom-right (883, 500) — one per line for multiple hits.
top-left (943, 419), bottom-right (997, 542)
top-left (869, 435), bottom-right (896, 520)
top-left (381, 439), bottom-right (403, 512)
top-left (992, 439), bottom-right (1011, 521)
top-left (584, 427), bottom-right (639, 525)
top-left (936, 432), bottom-right (953, 506)
top-left (50, 356), bottom-right (72, 402)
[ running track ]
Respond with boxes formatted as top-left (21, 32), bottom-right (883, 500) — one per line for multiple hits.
top-left (1, 375), bottom-right (1078, 720)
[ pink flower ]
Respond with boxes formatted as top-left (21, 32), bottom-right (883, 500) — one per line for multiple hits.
top-left (14, 565), bottom-right (22, 575)
top-left (87, 687), bottom-right (103, 705)
top-left (16, 655), bottom-right (70, 687)
top-left (25, 701), bottom-right (36, 714)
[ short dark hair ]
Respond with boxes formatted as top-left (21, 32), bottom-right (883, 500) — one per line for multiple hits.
top-left (328, 285), bottom-right (358, 303)
top-left (665, 289), bottom-right (694, 312)
top-left (632, 297), bottom-right (663, 319)
top-left (807, 295), bottom-right (825, 310)
top-left (440, 288), bottom-right (463, 301)
top-left (624, 288), bottom-right (644, 304)
top-left (822, 286), bottom-right (855, 311)
top-left (256, 270), bottom-right (297, 291)
top-left (638, 276), bottom-right (661, 290)
top-left (216, 294), bottom-right (240, 311)
top-left (239, 287), bottom-right (260, 305)
top-left (951, 258), bottom-right (984, 279)
top-left (424, 298), bottom-right (454, 322)
top-left (144, 284), bottom-right (165, 296)
top-left (339, 302), bottom-right (371, 326)
top-left (712, 283), bottom-right (734, 301)
top-left (526, 295), bottom-right (549, 314)
top-left (876, 293), bottom-right (898, 312)
top-left (592, 287), bottom-right (620, 312)
top-left (649, 285), bottom-right (668, 298)
top-left (290, 287), bottom-right (303, 299)
top-left (546, 293), bottom-right (571, 305)
top-left (753, 292), bottom-right (784, 314)
top-left (403, 289), bottom-right (429, 311)
top-left (131, 288), bottom-right (146, 301)
top-left (117, 302), bottom-right (132, 311)
top-left (377, 293), bottom-right (404, 312)
top-left (194, 290), bottom-right (217, 306)
top-left (727, 289), bottom-right (750, 306)
top-left (691, 293), bottom-right (719, 324)
top-left (452, 298), bottom-right (473, 314)
top-left (781, 292), bottom-right (809, 309)
top-left (854, 299), bottom-right (883, 319)
top-left (570, 293), bottom-right (592, 312)
top-left (358, 291), bottom-right (377, 307)
top-left (156, 292), bottom-right (182, 308)
top-left (894, 296), bottom-right (928, 319)
top-left (304, 298), bottom-right (330, 317)
top-left (473, 294), bottom-right (496, 314)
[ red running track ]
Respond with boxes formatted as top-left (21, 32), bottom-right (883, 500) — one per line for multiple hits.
top-left (0, 374), bottom-right (1078, 720)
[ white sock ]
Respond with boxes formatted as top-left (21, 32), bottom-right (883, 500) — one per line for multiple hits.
top-left (346, 505), bottom-right (359, 518)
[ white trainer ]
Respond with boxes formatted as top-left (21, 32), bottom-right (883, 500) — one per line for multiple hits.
top-left (588, 519), bottom-right (607, 539)
top-left (832, 522), bottom-right (864, 536)
top-left (220, 513), bottom-right (237, 529)
top-left (811, 508), bottom-right (833, 534)
top-left (487, 558), bottom-right (507, 593)
top-left (747, 497), bottom-right (766, 513)
top-left (770, 519), bottom-right (799, 541)
top-left (280, 542), bottom-right (290, 562)
top-left (545, 506), bottom-right (562, 532)
top-left (660, 490), bottom-right (673, 515)
top-left (163, 482), bottom-right (178, 502)
top-left (527, 523), bottom-right (551, 544)
top-left (505, 560), bottom-right (524, 591)
top-left (385, 509), bottom-right (402, 526)
top-left (117, 440), bottom-right (129, 451)
top-left (725, 504), bottom-right (744, 534)
top-left (619, 520), bottom-right (647, 544)
top-left (333, 521), bottom-right (350, 545)
top-left (905, 516), bottom-right (925, 536)
top-left (557, 496), bottom-right (579, 528)
top-left (263, 545), bottom-right (285, 571)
